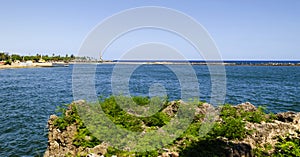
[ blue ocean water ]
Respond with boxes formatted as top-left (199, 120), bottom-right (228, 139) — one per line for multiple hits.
top-left (0, 64), bottom-right (299, 156)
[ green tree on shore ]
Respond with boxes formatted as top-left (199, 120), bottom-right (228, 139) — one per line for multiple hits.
top-left (0, 52), bottom-right (9, 61)
top-left (1, 52), bottom-right (78, 63)
top-left (11, 54), bottom-right (22, 61)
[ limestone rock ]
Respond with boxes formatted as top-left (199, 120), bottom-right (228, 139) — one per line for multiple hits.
top-left (44, 100), bottom-right (300, 157)
top-left (276, 111), bottom-right (298, 123)
top-left (162, 101), bottom-right (179, 117)
top-left (240, 112), bottom-right (300, 154)
top-left (236, 102), bottom-right (257, 112)
top-left (160, 152), bottom-right (179, 157)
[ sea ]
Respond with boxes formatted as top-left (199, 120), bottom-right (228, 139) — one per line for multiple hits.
top-left (0, 62), bottom-right (299, 156)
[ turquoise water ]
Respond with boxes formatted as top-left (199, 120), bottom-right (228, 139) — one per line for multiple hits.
top-left (0, 64), bottom-right (299, 156)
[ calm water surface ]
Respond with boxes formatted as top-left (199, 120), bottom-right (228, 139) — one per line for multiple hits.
top-left (0, 64), bottom-right (299, 156)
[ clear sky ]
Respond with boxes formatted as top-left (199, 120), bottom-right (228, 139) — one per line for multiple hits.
top-left (0, 0), bottom-right (299, 60)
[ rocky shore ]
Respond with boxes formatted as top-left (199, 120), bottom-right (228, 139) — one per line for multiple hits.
top-left (44, 100), bottom-right (300, 157)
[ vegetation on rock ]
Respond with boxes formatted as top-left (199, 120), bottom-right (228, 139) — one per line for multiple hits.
top-left (274, 136), bottom-right (300, 156)
top-left (48, 96), bottom-right (299, 157)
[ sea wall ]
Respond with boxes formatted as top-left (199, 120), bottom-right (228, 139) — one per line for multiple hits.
top-left (44, 100), bottom-right (300, 157)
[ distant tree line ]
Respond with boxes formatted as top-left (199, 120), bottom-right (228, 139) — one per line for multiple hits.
top-left (0, 52), bottom-right (9, 61)
top-left (0, 52), bottom-right (76, 63)
top-left (0, 52), bottom-right (101, 65)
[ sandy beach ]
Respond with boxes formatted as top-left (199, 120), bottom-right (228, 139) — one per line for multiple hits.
top-left (0, 62), bottom-right (67, 69)
top-left (0, 65), bottom-right (39, 69)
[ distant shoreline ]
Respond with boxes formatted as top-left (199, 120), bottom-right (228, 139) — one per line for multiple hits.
top-left (0, 65), bottom-right (42, 69)
top-left (1, 60), bottom-right (300, 69)
top-left (0, 62), bottom-right (68, 69)
top-left (73, 60), bottom-right (300, 66)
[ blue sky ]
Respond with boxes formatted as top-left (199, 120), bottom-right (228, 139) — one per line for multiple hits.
top-left (0, 0), bottom-right (299, 60)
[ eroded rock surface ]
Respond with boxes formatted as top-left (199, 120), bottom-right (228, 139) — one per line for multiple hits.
top-left (44, 101), bottom-right (300, 157)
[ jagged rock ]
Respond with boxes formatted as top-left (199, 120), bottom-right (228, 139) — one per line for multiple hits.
top-left (240, 113), bottom-right (300, 154)
top-left (160, 152), bottom-right (179, 157)
top-left (195, 103), bottom-right (213, 115)
top-left (162, 101), bottom-right (180, 117)
top-left (231, 143), bottom-right (252, 157)
top-left (86, 143), bottom-right (109, 156)
top-left (276, 111), bottom-right (298, 122)
top-left (236, 102), bottom-right (257, 112)
top-left (44, 100), bottom-right (300, 157)
top-left (44, 102), bottom-right (84, 157)
top-left (86, 153), bottom-right (105, 157)
top-left (49, 115), bottom-right (58, 123)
